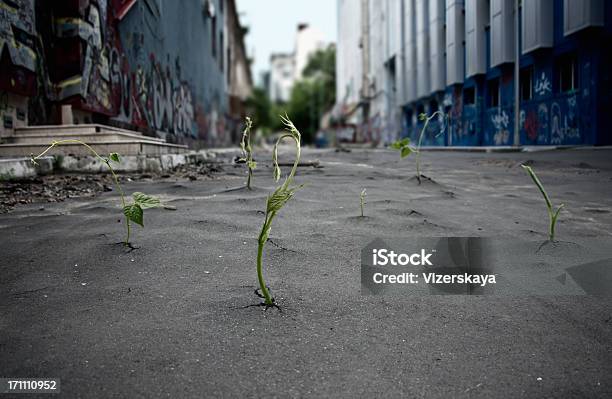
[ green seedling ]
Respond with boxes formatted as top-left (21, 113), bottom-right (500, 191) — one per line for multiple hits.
top-left (360, 188), bottom-right (367, 217)
top-left (239, 116), bottom-right (256, 189)
top-left (255, 114), bottom-right (303, 307)
top-left (391, 111), bottom-right (445, 184)
top-left (521, 164), bottom-right (564, 242)
top-left (31, 140), bottom-right (164, 247)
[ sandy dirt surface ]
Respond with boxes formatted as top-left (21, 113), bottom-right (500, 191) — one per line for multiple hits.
top-left (1, 148), bottom-right (611, 398)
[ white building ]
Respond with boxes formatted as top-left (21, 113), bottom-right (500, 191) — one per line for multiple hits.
top-left (269, 53), bottom-right (295, 103)
top-left (268, 23), bottom-right (327, 103)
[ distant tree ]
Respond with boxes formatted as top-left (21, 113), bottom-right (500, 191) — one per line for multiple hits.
top-left (286, 45), bottom-right (336, 143)
top-left (245, 87), bottom-right (274, 134)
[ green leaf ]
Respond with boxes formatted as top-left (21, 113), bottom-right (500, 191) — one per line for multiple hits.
top-left (400, 146), bottom-right (413, 158)
top-left (132, 192), bottom-right (162, 209)
top-left (266, 187), bottom-right (293, 214)
top-left (109, 152), bottom-right (121, 163)
top-left (248, 160), bottom-right (257, 170)
top-left (390, 138), bottom-right (410, 150)
top-left (123, 203), bottom-right (144, 227)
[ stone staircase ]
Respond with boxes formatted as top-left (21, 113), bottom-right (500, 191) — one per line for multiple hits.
top-left (0, 124), bottom-right (188, 157)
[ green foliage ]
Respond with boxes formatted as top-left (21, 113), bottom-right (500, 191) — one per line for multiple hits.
top-left (245, 87), bottom-right (275, 133)
top-left (390, 137), bottom-right (413, 158)
top-left (132, 192), bottom-right (162, 209)
top-left (123, 192), bottom-right (163, 227)
top-left (256, 114), bottom-right (303, 306)
top-left (246, 46), bottom-right (335, 143)
top-left (521, 165), bottom-right (564, 241)
top-left (303, 46), bottom-right (336, 79)
top-left (284, 46), bottom-right (336, 143)
top-left (109, 152), bottom-right (120, 163)
top-left (123, 203), bottom-right (143, 227)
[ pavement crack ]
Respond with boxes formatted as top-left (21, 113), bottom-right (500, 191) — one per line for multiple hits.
top-left (267, 238), bottom-right (299, 253)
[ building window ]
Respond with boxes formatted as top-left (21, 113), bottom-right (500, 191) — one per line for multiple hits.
top-left (219, 32), bottom-right (224, 70)
top-left (211, 15), bottom-right (217, 58)
top-left (520, 67), bottom-right (533, 101)
top-left (226, 47), bottom-right (231, 85)
top-left (429, 99), bottom-right (439, 113)
top-left (487, 79), bottom-right (500, 107)
top-left (416, 103), bottom-right (425, 117)
top-left (404, 108), bottom-right (413, 128)
top-left (464, 87), bottom-right (475, 105)
top-left (558, 55), bottom-right (578, 93)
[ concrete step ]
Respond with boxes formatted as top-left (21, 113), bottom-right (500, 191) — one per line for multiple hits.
top-left (5, 131), bottom-right (168, 145)
top-left (14, 124), bottom-right (163, 141)
top-left (0, 123), bottom-right (187, 157)
top-left (0, 140), bottom-right (188, 157)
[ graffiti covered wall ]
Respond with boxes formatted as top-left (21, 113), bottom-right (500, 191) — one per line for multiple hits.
top-left (0, 0), bottom-right (242, 146)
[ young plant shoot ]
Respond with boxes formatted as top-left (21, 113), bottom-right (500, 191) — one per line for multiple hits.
top-left (360, 188), bottom-right (367, 217)
top-left (256, 114), bottom-right (302, 307)
top-left (391, 111), bottom-right (446, 184)
top-left (521, 165), bottom-right (564, 242)
top-left (31, 140), bottom-right (164, 247)
top-left (239, 116), bottom-right (256, 189)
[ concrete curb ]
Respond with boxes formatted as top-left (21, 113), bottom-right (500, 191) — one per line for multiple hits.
top-left (0, 151), bottom-right (217, 180)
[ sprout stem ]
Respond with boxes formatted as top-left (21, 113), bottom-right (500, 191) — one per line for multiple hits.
top-left (32, 139), bottom-right (131, 245)
top-left (256, 115), bottom-right (301, 306)
top-left (416, 111), bottom-right (444, 183)
top-left (521, 165), bottom-right (564, 241)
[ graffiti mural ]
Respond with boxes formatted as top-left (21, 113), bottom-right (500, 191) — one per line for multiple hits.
top-left (125, 55), bottom-right (196, 136)
top-left (0, 0), bottom-right (36, 73)
top-left (489, 109), bottom-right (511, 145)
top-left (534, 72), bottom-right (552, 97)
top-left (550, 95), bottom-right (581, 145)
top-left (0, 0), bottom-right (38, 99)
top-left (0, 0), bottom-right (237, 145)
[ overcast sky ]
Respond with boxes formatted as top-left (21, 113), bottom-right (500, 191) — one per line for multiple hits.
top-left (236, 0), bottom-right (337, 86)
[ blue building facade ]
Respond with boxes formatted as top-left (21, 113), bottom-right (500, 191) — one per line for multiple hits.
top-left (400, 0), bottom-right (612, 147)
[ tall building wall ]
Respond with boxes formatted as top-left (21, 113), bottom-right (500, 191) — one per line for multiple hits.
top-left (335, 0), bottom-right (612, 146)
top-left (414, 0), bottom-right (430, 98)
top-left (446, 0), bottom-right (465, 86)
top-left (0, 0), bottom-right (251, 146)
top-left (429, 0), bottom-right (446, 93)
top-left (335, 0), bottom-right (362, 108)
top-left (411, 0), bottom-right (610, 146)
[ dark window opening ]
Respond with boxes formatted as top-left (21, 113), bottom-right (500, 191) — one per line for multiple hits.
top-left (520, 67), bottom-right (533, 101)
top-left (226, 48), bottom-right (231, 85)
top-left (429, 99), bottom-right (439, 113)
top-left (416, 103), bottom-right (425, 117)
top-left (487, 79), bottom-right (499, 107)
top-left (219, 32), bottom-right (224, 70)
top-left (464, 87), bottom-right (475, 105)
top-left (211, 16), bottom-right (217, 58)
top-left (558, 55), bottom-right (578, 93)
top-left (404, 108), bottom-right (413, 128)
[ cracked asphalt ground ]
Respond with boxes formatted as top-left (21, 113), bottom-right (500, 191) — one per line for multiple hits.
top-left (1, 148), bottom-right (611, 398)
